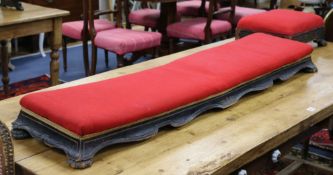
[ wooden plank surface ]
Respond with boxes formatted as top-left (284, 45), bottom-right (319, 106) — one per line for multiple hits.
top-left (0, 3), bottom-right (69, 27)
top-left (0, 39), bottom-right (332, 174)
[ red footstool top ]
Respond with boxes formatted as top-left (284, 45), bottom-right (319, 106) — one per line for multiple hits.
top-left (237, 9), bottom-right (324, 36)
top-left (20, 33), bottom-right (313, 138)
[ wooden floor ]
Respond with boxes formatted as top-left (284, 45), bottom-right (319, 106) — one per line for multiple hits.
top-left (0, 39), bottom-right (333, 174)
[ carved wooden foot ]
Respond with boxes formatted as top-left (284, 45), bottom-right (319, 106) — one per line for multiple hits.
top-left (302, 63), bottom-right (318, 73)
top-left (314, 39), bottom-right (327, 47)
top-left (68, 158), bottom-right (93, 169)
top-left (11, 128), bottom-right (31, 139)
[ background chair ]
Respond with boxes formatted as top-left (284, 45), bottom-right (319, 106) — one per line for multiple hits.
top-left (167, 0), bottom-right (235, 52)
top-left (217, 6), bottom-right (266, 25)
top-left (62, 3), bottom-right (116, 76)
top-left (126, 1), bottom-right (161, 31)
top-left (177, 0), bottom-right (210, 17)
top-left (0, 121), bottom-right (14, 175)
top-left (89, 0), bottom-right (162, 75)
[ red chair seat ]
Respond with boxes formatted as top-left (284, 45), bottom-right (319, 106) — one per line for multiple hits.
top-left (94, 28), bottom-right (162, 55)
top-left (177, 0), bottom-right (209, 17)
top-left (21, 33), bottom-right (313, 137)
top-left (129, 8), bottom-right (160, 28)
top-left (167, 17), bottom-right (231, 40)
top-left (237, 9), bottom-right (324, 35)
top-left (217, 6), bottom-right (266, 25)
top-left (62, 19), bottom-right (116, 40)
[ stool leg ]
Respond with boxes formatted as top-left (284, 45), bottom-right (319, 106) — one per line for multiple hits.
top-left (62, 37), bottom-right (68, 72)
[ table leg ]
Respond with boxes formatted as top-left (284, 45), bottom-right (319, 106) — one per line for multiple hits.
top-left (50, 18), bottom-right (62, 86)
top-left (1, 40), bottom-right (9, 95)
top-left (158, 2), bottom-right (177, 38)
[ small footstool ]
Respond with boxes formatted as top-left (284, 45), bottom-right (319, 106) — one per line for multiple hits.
top-left (236, 9), bottom-right (326, 46)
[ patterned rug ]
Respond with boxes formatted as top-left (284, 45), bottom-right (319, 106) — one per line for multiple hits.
top-left (0, 74), bottom-right (56, 100)
top-left (310, 129), bottom-right (333, 152)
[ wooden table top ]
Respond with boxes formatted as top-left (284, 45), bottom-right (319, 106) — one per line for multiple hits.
top-left (0, 39), bottom-right (333, 174)
top-left (0, 3), bottom-right (69, 27)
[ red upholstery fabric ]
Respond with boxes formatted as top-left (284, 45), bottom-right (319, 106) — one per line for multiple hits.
top-left (129, 9), bottom-right (160, 28)
top-left (237, 9), bottom-right (324, 35)
top-left (62, 19), bottom-right (116, 40)
top-left (177, 0), bottom-right (209, 17)
top-left (217, 6), bottom-right (266, 25)
top-left (167, 17), bottom-right (231, 40)
top-left (94, 28), bottom-right (162, 55)
top-left (21, 33), bottom-right (313, 136)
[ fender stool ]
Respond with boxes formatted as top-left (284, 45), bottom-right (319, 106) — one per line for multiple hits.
top-left (236, 9), bottom-right (326, 46)
top-left (12, 33), bottom-right (317, 168)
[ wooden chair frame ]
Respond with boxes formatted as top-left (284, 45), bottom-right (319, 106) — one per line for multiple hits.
top-left (88, 0), bottom-right (159, 75)
top-left (168, 0), bottom-right (236, 53)
top-left (124, 1), bottom-right (160, 31)
top-left (62, 0), bottom-right (111, 76)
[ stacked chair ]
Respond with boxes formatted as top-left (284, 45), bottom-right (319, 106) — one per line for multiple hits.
top-left (169, 0), bottom-right (266, 53)
top-left (88, 0), bottom-right (162, 75)
top-left (177, 0), bottom-right (265, 26)
top-left (167, 0), bottom-right (236, 52)
top-left (217, 6), bottom-right (266, 25)
top-left (177, 0), bottom-right (210, 17)
top-left (62, 1), bottom-right (116, 76)
top-left (126, 1), bottom-right (160, 31)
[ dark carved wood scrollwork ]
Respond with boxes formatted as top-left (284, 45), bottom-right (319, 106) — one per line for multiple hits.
top-left (0, 0), bottom-right (24, 10)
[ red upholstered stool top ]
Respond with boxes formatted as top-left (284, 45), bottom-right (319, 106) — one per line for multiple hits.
top-left (62, 19), bottom-right (116, 40)
top-left (20, 33), bottom-right (313, 137)
top-left (237, 9), bottom-right (324, 35)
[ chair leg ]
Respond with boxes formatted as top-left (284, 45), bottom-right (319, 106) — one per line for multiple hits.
top-left (168, 38), bottom-right (174, 54)
top-left (62, 37), bottom-right (68, 72)
top-left (90, 45), bottom-right (98, 75)
top-left (117, 54), bottom-right (125, 68)
top-left (104, 49), bottom-right (109, 68)
top-left (152, 47), bottom-right (159, 58)
top-left (82, 39), bottom-right (90, 76)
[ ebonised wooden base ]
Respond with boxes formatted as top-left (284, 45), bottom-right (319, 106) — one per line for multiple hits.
top-left (236, 27), bottom-right (326, 47)
top-left (11, 57), bottom-right (317, 169)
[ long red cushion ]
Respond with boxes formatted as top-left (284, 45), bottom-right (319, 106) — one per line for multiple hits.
top-left (237, 9), bottom-right (324, 35)
top-left (20, 33), bottom-right (313, 137)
